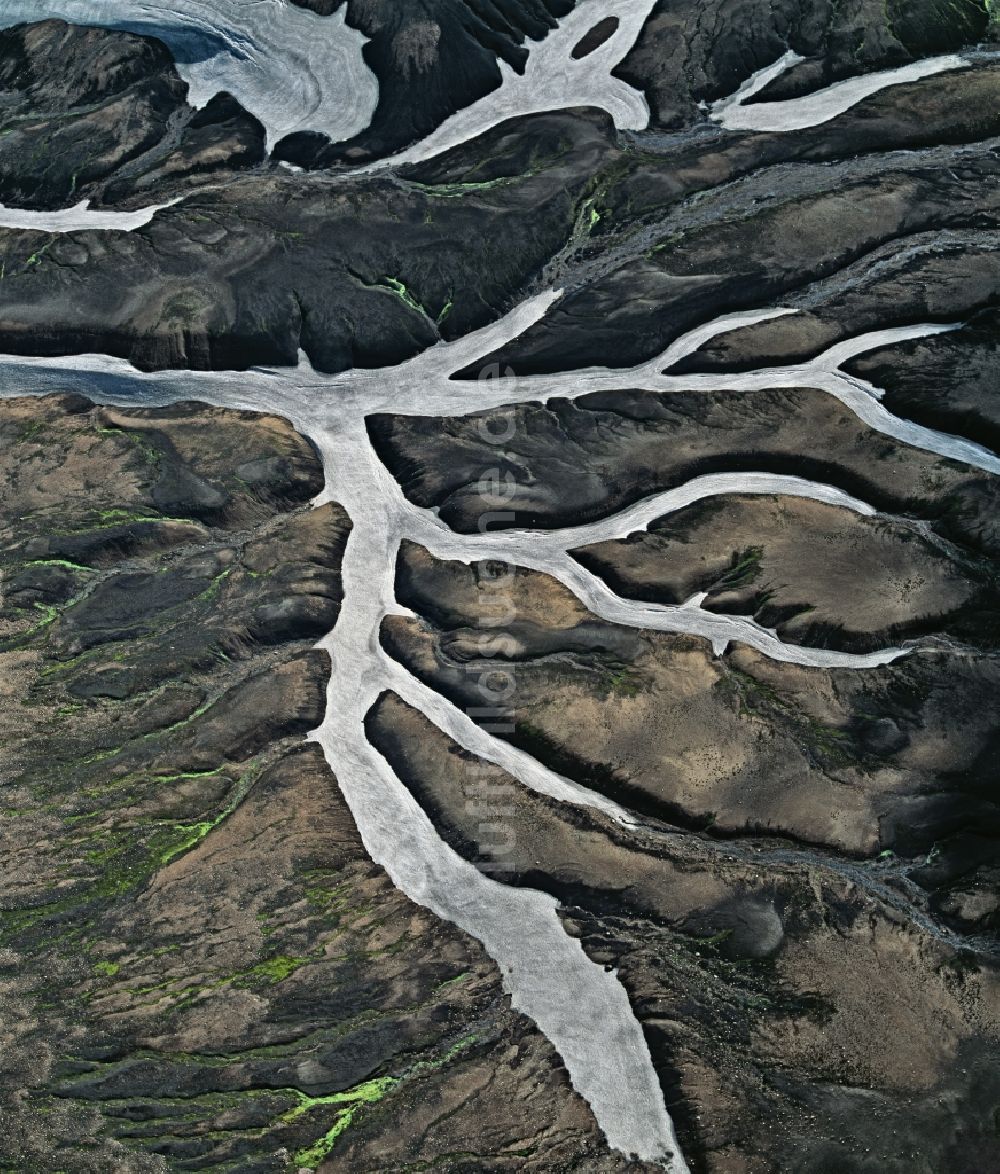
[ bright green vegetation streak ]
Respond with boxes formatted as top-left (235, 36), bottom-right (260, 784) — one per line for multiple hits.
top-left (158, 820), bottom-right (216, 864)
top-left (292, 1035), bottom-right (480, 1166)
top-left (158, 765), bottom-right (258, 864)
top-left (435, 971), bottom-right (472, 990)
top-left (55, 509), bottom-right (203, 535)
top-left (98, 508), bottom-right (142, 522)
top-left (303, 876), bottom-right (352, 911)
top-left (93, 960), bottom-right (120, 977)
top-left (293, 1117), bottom-right (352, 1168)
top-left (96, 427), bottom-right (161, 467)
top-left (412, 1033), bottom-right (480, 1074)
top-left (195, 567), bottom-right (232, 604)
top-left (81, 745), bottom-right (126, 765)
top-left (0, 894), bottom-right (83, 943)
top-left (24, 559), bottom-right (94, 573)
top-left (107, 951), bottom-right (308, 1011)
top-left (571, 194), bottom-right (603, 245)
top-left (690, 928), bottom-right (734, 947)
top-left (151, 767), bottom-right (226, 785)
top-left (289, 1078), bottom-right (399, 1168)
top-left (3, 557), bottom-right (113, 648)
top-left (380, 276), bottom-right (427, 316)
top-left (285, 1075), bottom-right (398, 1122)
top-left (721, 545), bottom-right (764, 589)
top-left (0, 762), bottom-right (261, 950)
top-left (409, 176), bottom-right (513, 198)
top-left (83, 694), bottom-right (218, 766)
top-left (20, 238), bottom-right (54, 274)
top-left (603, 666), bottom-right (643, 698)
top-left (240, 955), bottom-right (307, 985)
top-left (380, 275), bottom-right (455, 329)
top-left (22, 602), bottom-right (59, 637)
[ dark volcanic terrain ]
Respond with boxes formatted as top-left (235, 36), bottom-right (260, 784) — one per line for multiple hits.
top-left (1, 3), bottom-right (1000, 1172)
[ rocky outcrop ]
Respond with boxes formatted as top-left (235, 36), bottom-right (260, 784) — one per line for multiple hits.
top-left (384, 542), bottom-right (1000, 903)
top-left (368, 386), bottom-right (1000, 556)
top-left (615, 0), bottom-right (991, 131)
top-left (0, 109), bottom-right (619, 371)
top-left (846, 305), bottom-right (1000, 453)
top-left (468, 145), bottom-right (1000, 375)
top-left (667, 239), bottom-right (1000, 375)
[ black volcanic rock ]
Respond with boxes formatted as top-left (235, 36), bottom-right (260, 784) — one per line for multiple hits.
top-left (595, 65), bottom-right (1000, 240)
top-left (102, 90), bottom-right (266, 205)
top-left (279, 0), bottom-right (575, 165)
top-left (0, 110), bottom-right (621, 372)
top-left (615, 0), bottom-right (990, 131)
top-left (845, 305), bottom-right (1000, 454)
top-left (0, 19), bottom-right (186, 209)
top-left (467, 149), bottom-right (1000, 375)
top-left (572, 16), bottom-right (620, 59)
top-left (0, 17), bottom-right (178, 108)
top-left (668, 237), bottom-right (1000, 375)
top-left (368, 385), bottom-right (1000, 557)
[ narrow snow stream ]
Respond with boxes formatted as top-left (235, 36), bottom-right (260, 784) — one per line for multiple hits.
top-left (0, 197), bottom-right (185, 232)
top-left (711, 50), bottom-right (970, 132)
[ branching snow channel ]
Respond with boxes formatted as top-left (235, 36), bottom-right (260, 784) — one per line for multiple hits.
top-left (1, 296), bottom-right (992, 1171)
